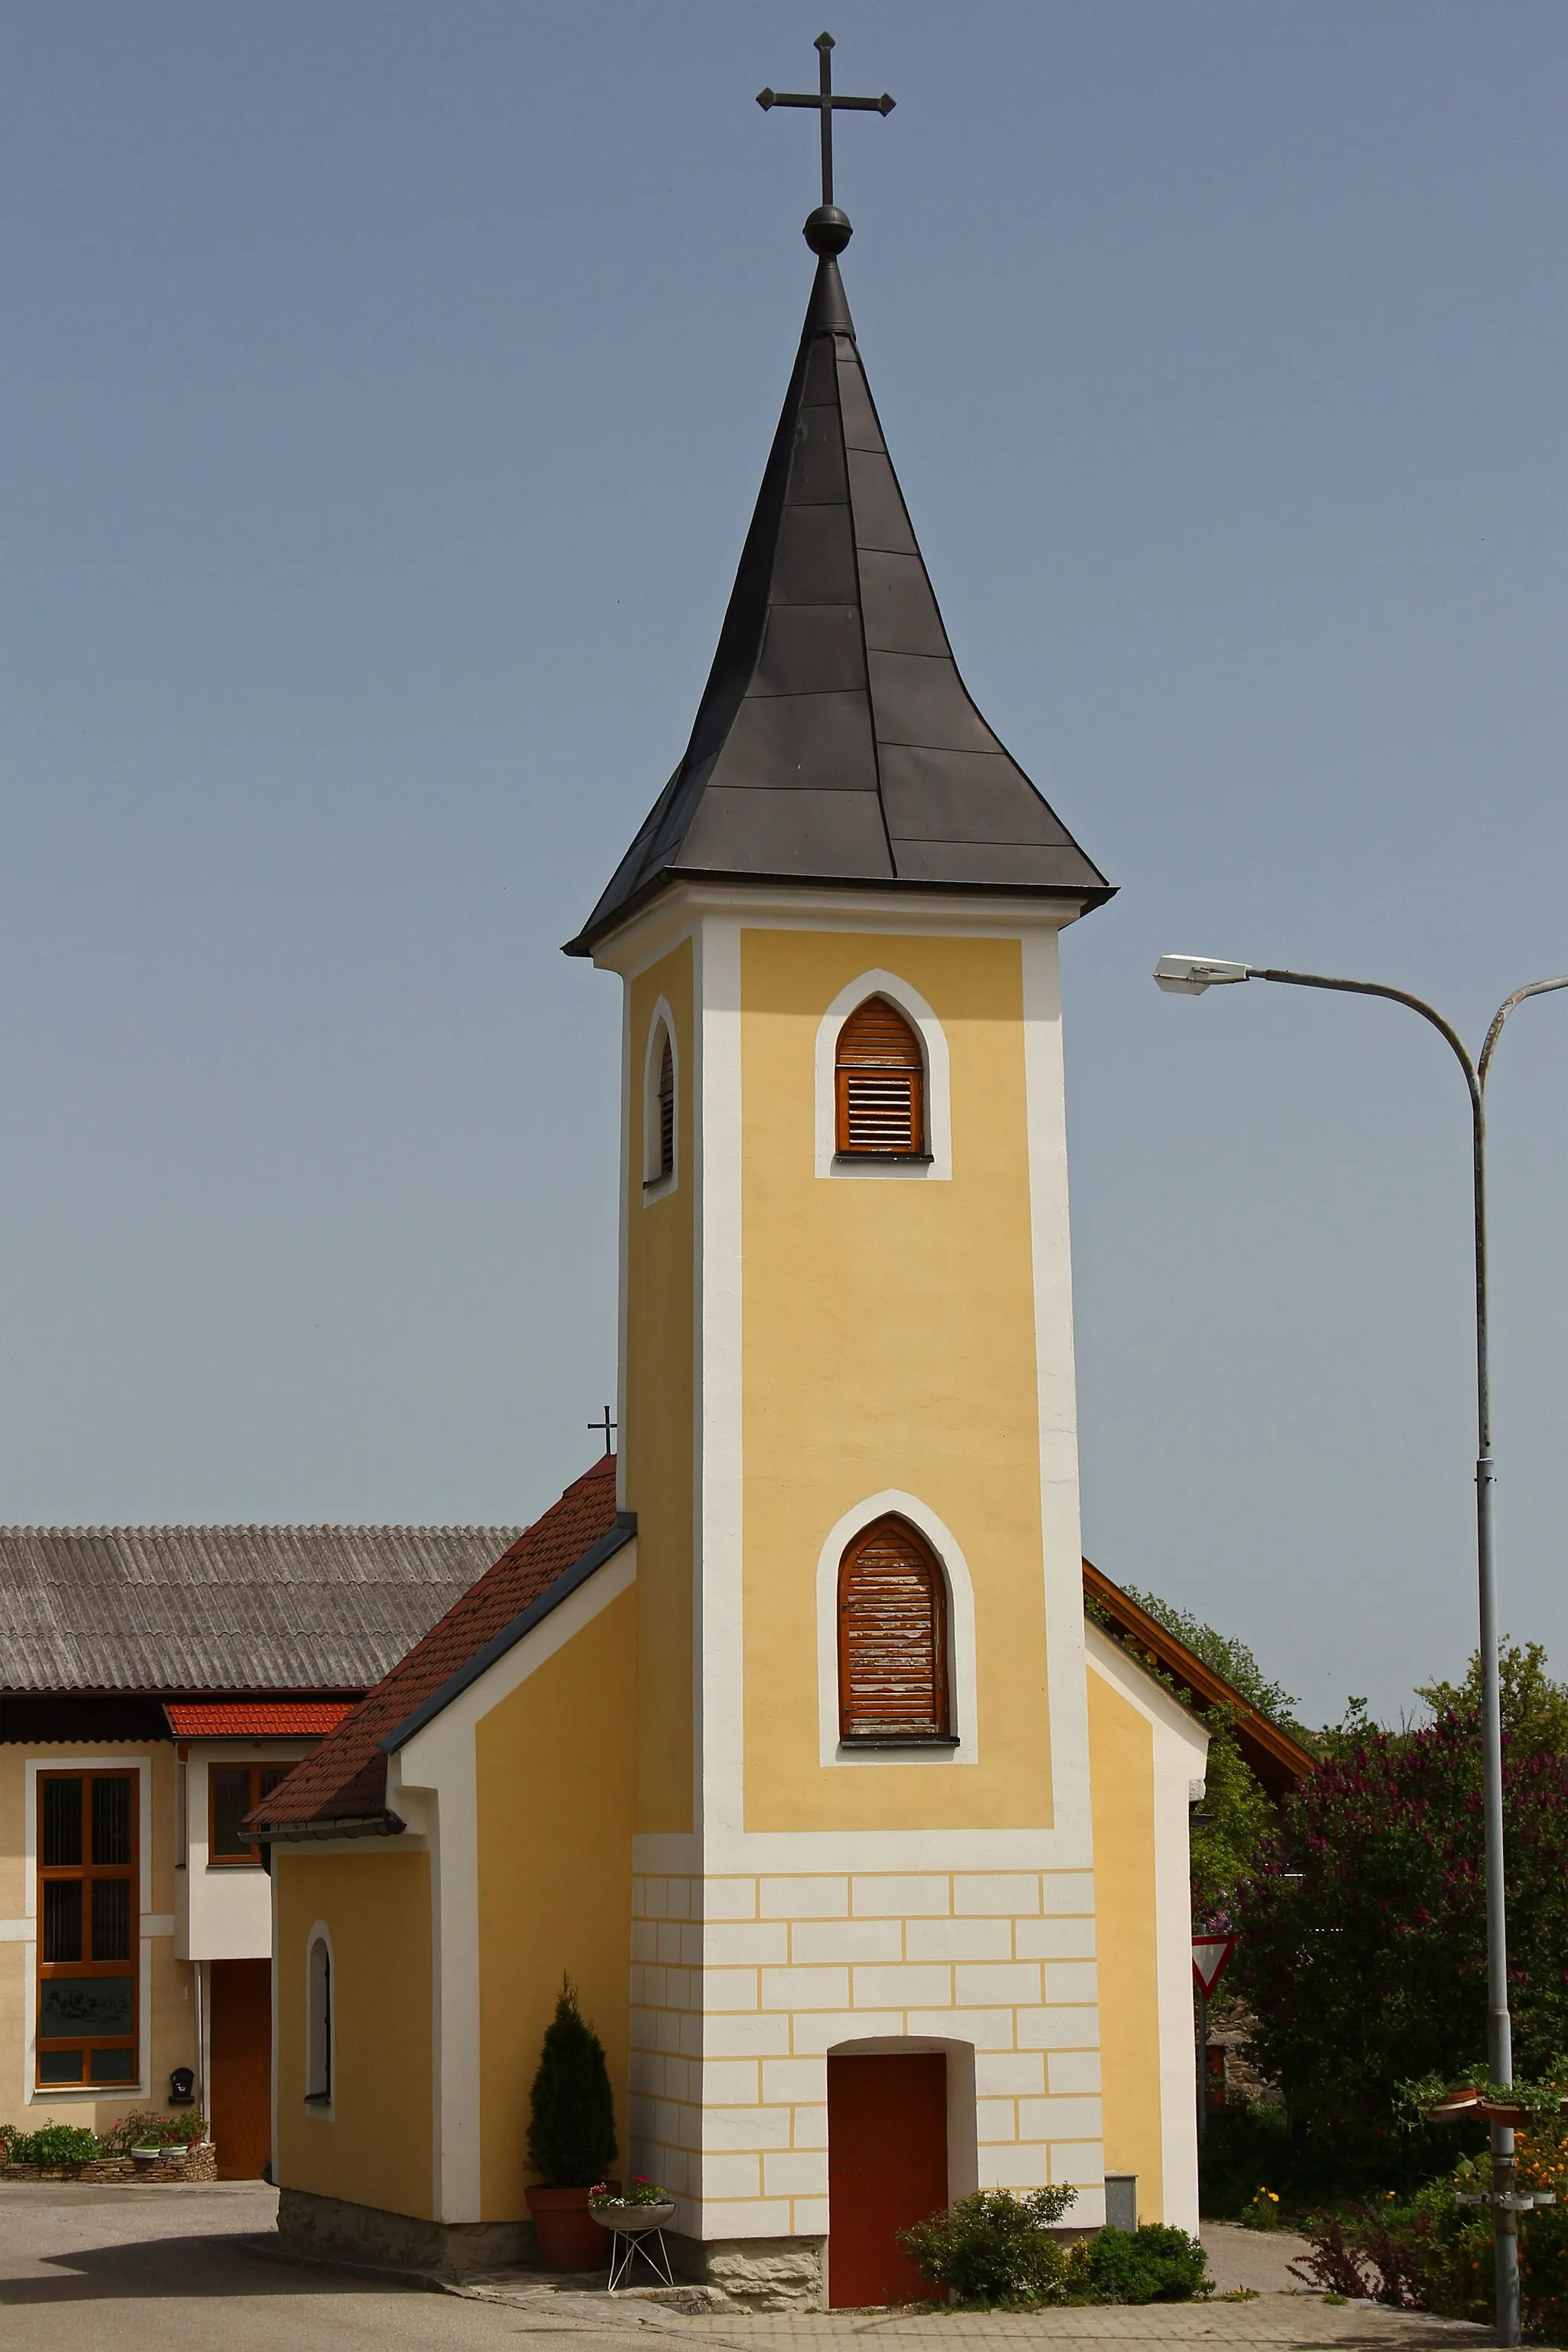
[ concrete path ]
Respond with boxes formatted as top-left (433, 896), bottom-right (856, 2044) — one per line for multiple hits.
top-left (0, 2182), bottom-right (1489, 2352)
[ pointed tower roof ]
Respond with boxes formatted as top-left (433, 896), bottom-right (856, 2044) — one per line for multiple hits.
top-left (566, 221), bottom-right (1111, 957)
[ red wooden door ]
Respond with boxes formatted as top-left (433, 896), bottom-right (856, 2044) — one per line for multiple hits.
top-left (209, 1959), bottom-right (272, 2180)
top-left (827, 2053), bottom-right (948, 2308)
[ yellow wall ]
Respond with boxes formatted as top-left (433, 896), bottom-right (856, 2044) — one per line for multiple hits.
top-left (1087, 1670), bottom-right (1164, 2221)
top-left (274, 1849), bottom-right (434, 2220)
top-left (624, 939), bottom-right (694, 1834)
top-left (739, 928), bottom-right (1054, 1832)
top-left (0, 1742), bottom-right (198, 2132)
top-left (476, 1583), bottom-right (638, 2216)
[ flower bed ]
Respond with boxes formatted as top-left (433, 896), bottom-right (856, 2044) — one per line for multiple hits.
top-left (1, 2112), bottom-right (215, 2184)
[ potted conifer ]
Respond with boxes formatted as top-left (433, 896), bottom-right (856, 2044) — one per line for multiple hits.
top-left (524, 1977), bottom-right (619, 2271)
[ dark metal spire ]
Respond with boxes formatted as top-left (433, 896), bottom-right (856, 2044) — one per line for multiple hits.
top-left (563, 42), bottom-right (1111, 960)
top-left (757, 31), bottom-right (893, 255)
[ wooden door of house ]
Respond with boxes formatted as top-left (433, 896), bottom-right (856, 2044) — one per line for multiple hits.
top-left (827, 2053), bottom-right (948, 2308)
top-left (209, 1958), bottom-right (272, 2180)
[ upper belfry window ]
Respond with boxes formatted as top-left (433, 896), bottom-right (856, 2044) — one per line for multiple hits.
top-left (835, 997), bottom-right (926, 1158)
top-left (643, 1008), bottom-right (678, 1196)
top-left (837, 1517), bottom-right (952, 1744)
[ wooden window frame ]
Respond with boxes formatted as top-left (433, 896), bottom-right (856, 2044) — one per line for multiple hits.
top-left (836, 1516), bottom-right (956, 1747)
top-left (834, 997), bottom-right (929, 1160)
top-left (208, 1761), bottom-right (291, 1867)
top-left (35, 1769), bottom-right (139, 2091)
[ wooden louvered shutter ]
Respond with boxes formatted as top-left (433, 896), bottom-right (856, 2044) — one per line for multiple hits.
top-left (657, 1031), bottom-right (675, 1179)
top-left (838, 1517), bottom-right (950, 1741)
top-left (835, 997), bottom-right (925, 1156)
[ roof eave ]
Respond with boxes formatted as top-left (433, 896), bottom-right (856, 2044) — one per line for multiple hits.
top-left (565, 867), bottom-right (1116, 961)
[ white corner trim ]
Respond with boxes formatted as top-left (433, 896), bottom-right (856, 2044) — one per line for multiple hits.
top-left (813, 968), bottom-right (952, 1181)
top-left (641, 994), bottom-right (678, 1202)
top-left (815, 1492), bottom-right (979, 1767)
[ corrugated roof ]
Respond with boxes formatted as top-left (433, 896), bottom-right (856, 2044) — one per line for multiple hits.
top-left (0, 1525), bottom-right (524, 1695)
top-left (253, 1459), bottom-right (622, 1834)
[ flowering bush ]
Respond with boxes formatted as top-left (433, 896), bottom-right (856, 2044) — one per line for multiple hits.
top-left (1230, 1710), bottom-right (1568, 2151)
top-left (96, 2110), bottom-right (208, 2155)
top-left (1239, 2187), bottom-right (1282, 2230)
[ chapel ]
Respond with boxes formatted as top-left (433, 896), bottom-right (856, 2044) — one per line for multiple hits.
top-left (250, 45), bottom-right (1232, 2304)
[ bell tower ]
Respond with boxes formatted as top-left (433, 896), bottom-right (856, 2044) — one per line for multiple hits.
top-left (564, 38), bottom-right (1118, 2297)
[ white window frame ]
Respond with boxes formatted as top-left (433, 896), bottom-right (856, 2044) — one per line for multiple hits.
top-left (642, 998), bottom-right (678, 1203)
top-left (305, 1921), bottom-right (334, 2116)
top-left (815, 970), bottom-right (952, 1181)
top-left (815, 1493), bottom-right (978, 1766)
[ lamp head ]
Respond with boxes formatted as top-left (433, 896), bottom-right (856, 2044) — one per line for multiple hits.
top-left (1155, 954), bottom-right (1252, 996)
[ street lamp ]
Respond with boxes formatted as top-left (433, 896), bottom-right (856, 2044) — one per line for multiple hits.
top-left (1155, 950), bottom-right (1568, 2350)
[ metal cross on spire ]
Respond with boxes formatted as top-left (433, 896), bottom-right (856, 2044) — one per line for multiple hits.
top-left (757, 31), bottom-right (894, 212)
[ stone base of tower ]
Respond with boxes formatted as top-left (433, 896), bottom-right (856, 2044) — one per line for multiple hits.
top-left (663, 2233), bottom-right (827, 2309)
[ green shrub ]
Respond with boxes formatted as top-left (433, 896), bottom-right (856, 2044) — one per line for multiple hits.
top-left (9, 2125), bottom-right (100, 2166)
top-left (1087, 2224), bottom-right (1210, 2303)
top-left (526, 1975), bottom-right (618, 2188)
top-left (897, 2187), bottom-right (1080, 2306)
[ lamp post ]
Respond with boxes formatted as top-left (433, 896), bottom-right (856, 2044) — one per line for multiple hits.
top-left (1154, 952), bottom-right (1568, 2350)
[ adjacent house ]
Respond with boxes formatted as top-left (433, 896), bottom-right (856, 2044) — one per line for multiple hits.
top-left (0, 1524), bottom-right (521, 2169)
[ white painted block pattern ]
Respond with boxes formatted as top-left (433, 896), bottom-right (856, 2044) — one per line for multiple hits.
top-left (629, 1870), bottom-right (1106, 2245)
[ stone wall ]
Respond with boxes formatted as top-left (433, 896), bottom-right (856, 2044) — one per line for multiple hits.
top-left (1, 2141), bottom-right (217, 2184)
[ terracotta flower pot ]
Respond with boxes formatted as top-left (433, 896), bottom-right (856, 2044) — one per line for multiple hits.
top-left (525, 2183), bottom-right (617, 2272)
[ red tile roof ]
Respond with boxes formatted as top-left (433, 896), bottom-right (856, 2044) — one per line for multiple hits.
top-left (251, 1458), bottom-right (622, 1836)
top-left (165, 1700), bottom-right (355, 1738)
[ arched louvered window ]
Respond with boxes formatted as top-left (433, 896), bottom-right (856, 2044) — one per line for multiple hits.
top-left (838, 1516), bottom-right (951, 1743)
top-left (656, 1031), bottom-right (675, 1181)
top-left (835, 997), bottom-right (926, 1157)
top-left (644, 1013), bottom-right (676, 1191)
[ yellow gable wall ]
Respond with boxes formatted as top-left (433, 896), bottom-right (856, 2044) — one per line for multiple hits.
top-left (1086, 1668), bottom-right (1165, 2222)
top-left (740, 927), bottom-right (1054, 1832)
top-left (476, 1582), bottom-right (638, 2217)
top-left (274, 1848), bottom-right (433, 2220)
top-left (624, 939), bottom-right (694, 1836)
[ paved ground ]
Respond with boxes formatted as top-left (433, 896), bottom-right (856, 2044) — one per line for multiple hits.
top-left (0, 2184), bottom-right (1490, 2352)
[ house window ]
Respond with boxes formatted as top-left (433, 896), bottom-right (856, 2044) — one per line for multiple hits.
top-left (643, 1011), bottom-right (677, 1192)
top-left (305, 1931), bottom-right (332, 2107)
top-left (838, 1517), bottom-right (952, 1743)
top-left (210, 1763), bottom-right (291, 1866)
top-left (36, 1771), bottom-right (138, 2087)
top-left (835, 997), bottom-right (926, 1157)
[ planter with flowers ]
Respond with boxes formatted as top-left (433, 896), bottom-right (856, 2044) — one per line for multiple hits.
top-left (590, 2177), bottom-right (677, 2292)
top-left (524, 1978), bottom-right (620, 2272)
top-left (590, 2177), bottom-right (678, 2234)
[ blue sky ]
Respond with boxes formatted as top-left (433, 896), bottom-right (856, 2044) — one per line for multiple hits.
top-left (4, 3), bottom-right (1565, 1724)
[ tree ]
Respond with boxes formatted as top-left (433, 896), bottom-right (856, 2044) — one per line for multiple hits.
top-left (1230, 1708), bottom-right (1568, 2142)
top-left (1416, 1639), bottom-right (1568, 1759)
top-left (527, 1976), bottom-right (618, 2187)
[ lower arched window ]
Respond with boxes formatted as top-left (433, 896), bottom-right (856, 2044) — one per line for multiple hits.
top-left (305, 1931), bottom-right (332, 2106)
top-left (837, 1516), bottom-right (952, 1743)
top-left (835, 997), bottom-right (926, 1157)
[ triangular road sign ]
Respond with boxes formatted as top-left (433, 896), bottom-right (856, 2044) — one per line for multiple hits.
top-left (1192, 1935), bottom-right (1236, 1995)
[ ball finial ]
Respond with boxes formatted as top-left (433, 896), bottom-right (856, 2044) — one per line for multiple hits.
top-left (803, 204), bottom-right (852, 255)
